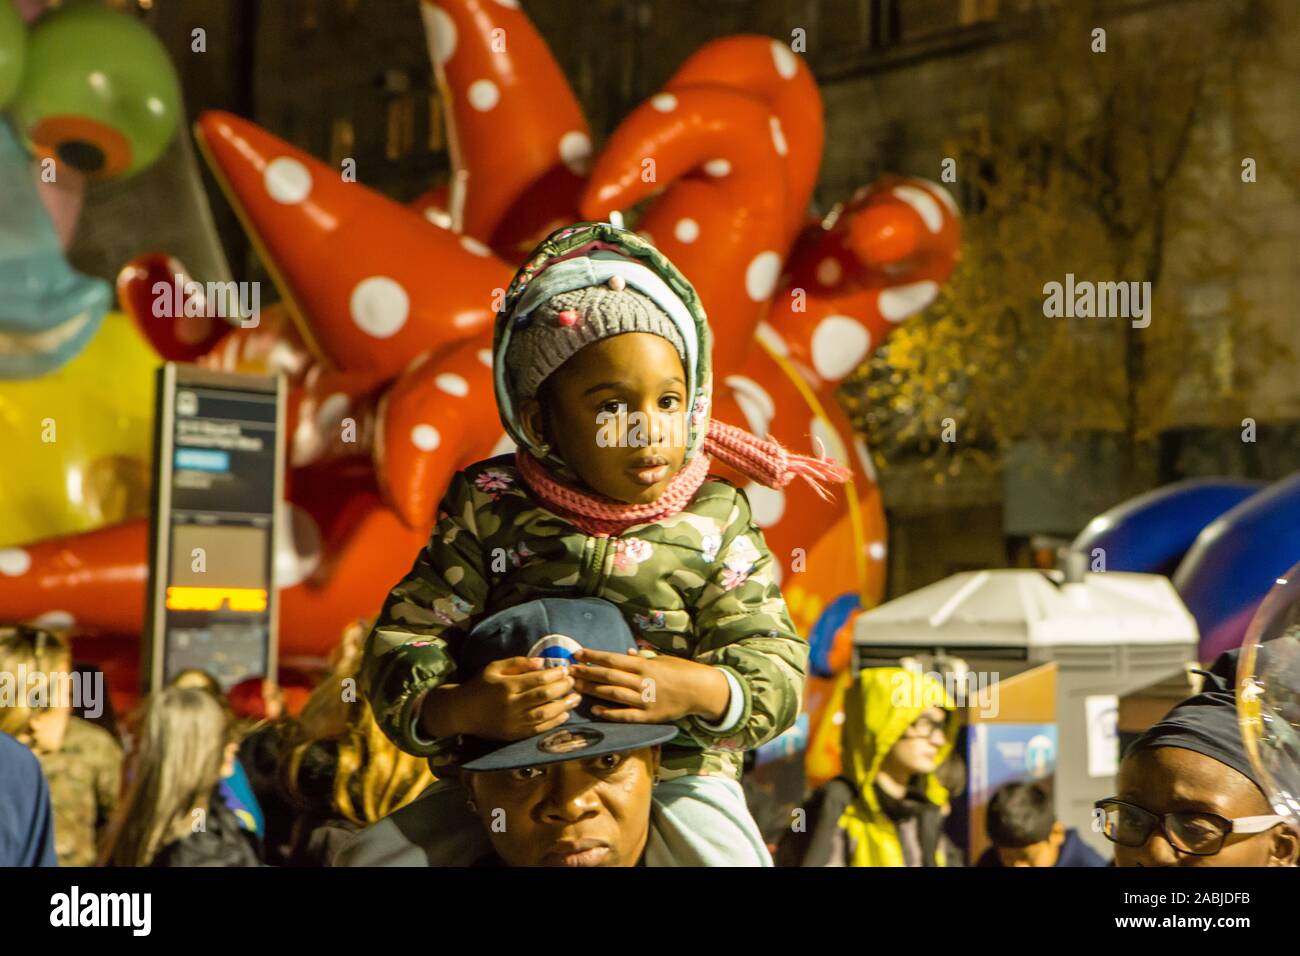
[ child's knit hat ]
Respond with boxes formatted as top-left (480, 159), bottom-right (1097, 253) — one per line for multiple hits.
top-left (505, 281), bottom-right (687, 402)
top-left (494, 222), bottom-right (709, 480)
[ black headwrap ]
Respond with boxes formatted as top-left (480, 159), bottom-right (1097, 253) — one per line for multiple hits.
top-left (1125, 648), bottom-right (1265, 795)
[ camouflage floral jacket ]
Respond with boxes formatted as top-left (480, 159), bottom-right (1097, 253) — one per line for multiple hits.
top-left (362, 455), bottom-right (807, 781)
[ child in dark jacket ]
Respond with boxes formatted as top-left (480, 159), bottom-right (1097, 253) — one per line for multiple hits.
top-left (976, 781), bottom-right (1108, 867)
top-left (359, 221), bottom-right (849, 865)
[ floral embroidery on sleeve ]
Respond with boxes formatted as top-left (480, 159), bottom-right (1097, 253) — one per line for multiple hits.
top-left (473, 468), bottom-right (514, 499)
top-left (611, 537), bottom-right (654, 575)
top-left (633, 609), bottom-right (668, 632)
top-left (430, 594), bottom-right (475, 625)
top-left (719, 534), bottom-right (761, 591)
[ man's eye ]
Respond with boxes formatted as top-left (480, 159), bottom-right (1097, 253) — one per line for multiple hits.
top-left (595, 753), bottom-right (624, 771)
top-left (660, 395), bottom-right (682, 410)
top-left (600, 400), bottom-right (626, 415)
top-left (510, 766), bottom-right (544, 781)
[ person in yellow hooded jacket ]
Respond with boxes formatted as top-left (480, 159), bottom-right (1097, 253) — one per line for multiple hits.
top-left (777, 667), bottom-right (963, 866)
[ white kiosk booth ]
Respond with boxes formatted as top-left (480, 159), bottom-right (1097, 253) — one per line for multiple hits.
top-left (853, 567), bottom-right (1199, 855)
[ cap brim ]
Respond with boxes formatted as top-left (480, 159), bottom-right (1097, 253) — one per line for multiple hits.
top-left (460, 722), bottom-right (679, 772)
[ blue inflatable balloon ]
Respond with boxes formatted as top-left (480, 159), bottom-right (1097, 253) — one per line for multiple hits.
top-left (1072, 478), bottom-right (1264, 576)
top-left (0, 119), bottom-right (109, 379)
top-left (1174, 473), bottom-right (1300, 660)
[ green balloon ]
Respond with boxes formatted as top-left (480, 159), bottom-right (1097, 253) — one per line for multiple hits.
top-left (12, 3), bottom-right (181, 178)
top-left (0, 0), bottom-right (24, 110)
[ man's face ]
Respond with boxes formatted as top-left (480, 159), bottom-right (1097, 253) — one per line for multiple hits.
top-left (23, 705), bottom-right (71, 755)
top-left (996, 822), bottom-right (1065, 867)
top-left (465, 746), bottom-right (658, 867)
top-left (521, 333), bottom-right (688, 505)
top-left (1113, 746), bottom-right (1299, 867)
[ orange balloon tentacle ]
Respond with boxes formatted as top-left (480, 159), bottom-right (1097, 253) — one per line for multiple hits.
top-left (374, 333), bottom-right (506, 528)
top-left (665, 35), bottom-right (824, 244)
top-left (193, 111), bottom-right (511, 381)
top-left (420, 0), bottom-right (591, 246)
top-left (772, 177), bottom-right (963, 389)
top-left (580, 86), bottom-right (786, 371)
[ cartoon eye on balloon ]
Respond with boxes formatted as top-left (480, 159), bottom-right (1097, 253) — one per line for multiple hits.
top-left (6, 4), bottom-right (181, 179)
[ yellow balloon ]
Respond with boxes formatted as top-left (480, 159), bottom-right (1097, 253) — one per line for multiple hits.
top-left (0, 311), bottom-right (158, 546)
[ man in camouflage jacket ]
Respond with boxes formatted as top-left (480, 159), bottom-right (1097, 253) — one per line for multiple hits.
top-left (34, 713), bottom-right (122, 867)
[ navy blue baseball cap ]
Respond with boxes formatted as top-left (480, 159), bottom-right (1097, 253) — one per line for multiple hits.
top-left (455, 597), bottom-right (679, 772)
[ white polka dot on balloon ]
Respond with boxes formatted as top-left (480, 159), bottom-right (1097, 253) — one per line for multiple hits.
top-left (674, 218), bottom-right (699, 243)
top-left (436, 373), bottom-right (469, 397)
top-left (771, 39), bottom-right (798, 79)
top-left (490, 432), bottom-right (517, 457)
top-left (811, 417), bottom-right (849, 470)
top-left (350, 277), bottom-right (410, 338)
top-left (816, 257), bottom-right (842, 286)
top-left (892, 184), bottom-right (944, 234)
top-left (854, 436), bottom-right (880, 483)
top-left (316, 393), bottom-right (349, 431)
top-left (745, 251), bottom-right (782, 302)
top-left (275, 505), bottom-right (323, 589)
top-left (755, 320), bottom-right (789, 357)
top-left (559, 130), bottom-right (592, 175)
top-left (770, 116), bottom-right (788, 156)
top-left (652, 93), bottom-right (677, 112)
top-left (421, 4), bottom-right (457, 66)
top-left (30, 610), bottom-right (75, 630)
top-left (478, 349), bottom-right (494, 367)
top-left (424, 207), bottom-right (453, 229)
top-left (292, 416), bottom-right (324, 467)
top-left (879, 280), bottom-right (939, 322)
top-left (460, 235), bottom-right (492, 257)
top-left (921, 178), bottom-right (960, 217)
top-left (0, 548), bottom-right (31, 576)
top-left (264, 157), bottom-right (312, 205)
top-left (411, 424), bottom-right (441, 451)
top-left (811, 315), bottom-right (871, 380)
top-left (725, 375), bottom-right (775, 438)
top-left (868, 541), bottom-right (887, 561)
top-left (704, 158), bottom-right (731, 178)
top-left (493, 0), bottom-right (519, 7)
top-left (468, 79), bottom-right (500, 112)
top-left (745, 483), bottom-right (786, 527)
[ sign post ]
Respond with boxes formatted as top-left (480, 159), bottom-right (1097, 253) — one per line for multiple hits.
top-left (144, 363), bottom-right (286, 692)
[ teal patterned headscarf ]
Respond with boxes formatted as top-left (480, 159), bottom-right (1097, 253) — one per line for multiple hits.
top-left (492, 221), bottom-right (714, 483)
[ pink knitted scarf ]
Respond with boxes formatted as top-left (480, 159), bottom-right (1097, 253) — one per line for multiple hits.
top-left (516, 419), bottom-right (853, 537)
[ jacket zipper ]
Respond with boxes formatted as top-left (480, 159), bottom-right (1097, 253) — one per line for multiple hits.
top-left (583, 534), bottom-right (610, 596)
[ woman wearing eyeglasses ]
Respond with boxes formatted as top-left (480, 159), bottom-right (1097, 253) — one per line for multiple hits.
top-left (1097, 649), bottom-right (1298, 867)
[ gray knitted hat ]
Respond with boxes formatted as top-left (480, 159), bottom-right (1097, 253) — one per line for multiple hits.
top-left (505, 280), bottom-right (688, 401)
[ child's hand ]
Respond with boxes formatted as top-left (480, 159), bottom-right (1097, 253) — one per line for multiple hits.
top-left (453, 657), bottom-right (581, 741)
top-left (571, 649), bottom-right (731, 725)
